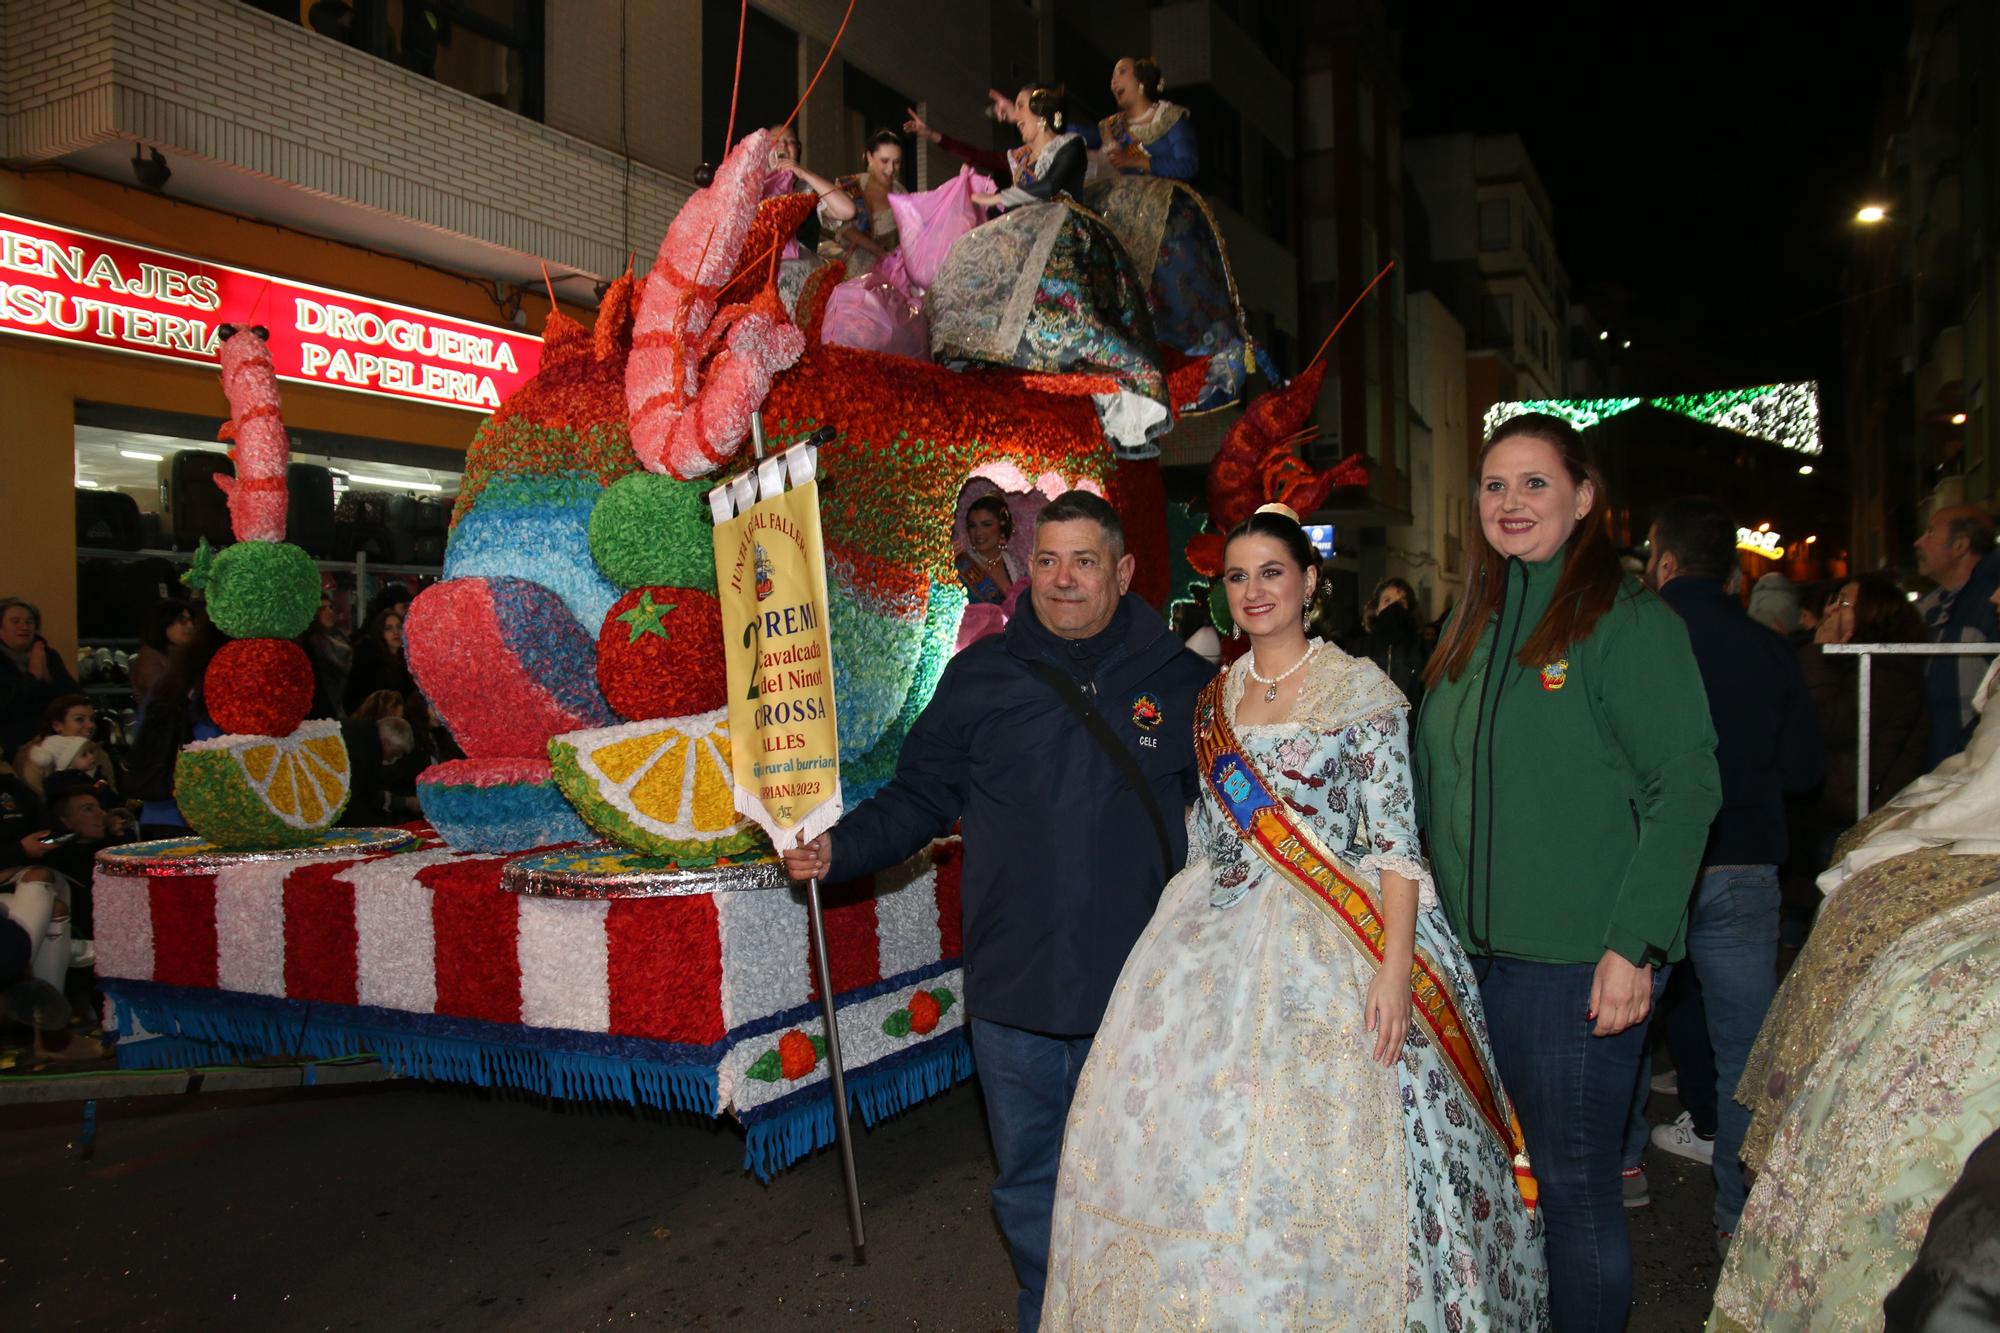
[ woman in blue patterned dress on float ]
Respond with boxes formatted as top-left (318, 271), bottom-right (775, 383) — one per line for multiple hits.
top-left (925, 85), bottom-right (1169, 459)
top-left (1078, 57), bottom-right (1198, 180)
top-left (1041, 504), bottom-right (1550, 1331)
top-left (1082, 58), bottom-right (1255, 415)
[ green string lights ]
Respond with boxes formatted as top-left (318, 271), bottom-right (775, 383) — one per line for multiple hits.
top-left (1483, 382), bottom-right (1822, 455)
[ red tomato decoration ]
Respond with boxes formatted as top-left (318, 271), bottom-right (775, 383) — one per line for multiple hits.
top-left (907, 989), bottom-right (942, 1035)
top-left (203, 638), bottom-right (314, 737)
top-left (595, 587), bottom-right (727, 721)
top-left (776, 1029), bottom-right (819, 1080)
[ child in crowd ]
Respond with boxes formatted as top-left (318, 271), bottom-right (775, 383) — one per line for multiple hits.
top-left (14, 694), bottom-right (114, 798)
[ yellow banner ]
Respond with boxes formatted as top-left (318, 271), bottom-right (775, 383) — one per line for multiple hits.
top-left (710, 447), bottom-right (843, 848)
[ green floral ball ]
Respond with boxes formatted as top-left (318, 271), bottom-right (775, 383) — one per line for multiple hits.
top-left (195, 541), bottom-right (322, 640)
top-left (587, 473), bottom-right (717, 593)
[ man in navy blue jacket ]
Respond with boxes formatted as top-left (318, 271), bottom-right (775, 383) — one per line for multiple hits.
top-left (1639, 497), bottom-right (1823, 1252)
top-left (783, 491), bottom-right (1213, 1331)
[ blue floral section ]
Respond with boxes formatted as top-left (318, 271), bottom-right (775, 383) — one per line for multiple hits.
top-left (829, 577), bottom-right (929, 761)
top-left (484, 576), bottom-right (617, 728)
top-left (420, 776), bottom-right (591, 853)
top-left (444, 476), bottom-right (621, 630)
top-left (844, 581), bottom-right (966, 802)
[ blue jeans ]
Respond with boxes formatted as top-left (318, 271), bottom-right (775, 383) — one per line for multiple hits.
top-left (1475, 956), bottom-right (1668, 1333)
top-left (969, 1017), bottom-right (1093, 1333)
top-left (1665, 865), bottom-right (1779, 1233)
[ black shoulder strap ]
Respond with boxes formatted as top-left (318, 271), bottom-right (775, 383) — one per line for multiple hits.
top-left (1024, 660), bottom-right (1175, 873)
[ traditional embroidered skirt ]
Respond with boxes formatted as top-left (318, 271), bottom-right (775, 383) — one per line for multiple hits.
top-left (926, 200), bottom-right (1168, 458)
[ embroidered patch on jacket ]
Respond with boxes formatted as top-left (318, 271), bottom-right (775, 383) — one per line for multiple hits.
top-left (1539, 658), bottom-right (1569, 691)
top-left (1130, 692), bottom-right (1162, 731)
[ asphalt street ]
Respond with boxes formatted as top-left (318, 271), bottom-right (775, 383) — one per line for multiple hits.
top-left (2, 1076), bottom-right (1722, 1329)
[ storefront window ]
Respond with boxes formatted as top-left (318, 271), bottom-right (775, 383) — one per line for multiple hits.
top-left (244, 0), bottom-right (546, 120)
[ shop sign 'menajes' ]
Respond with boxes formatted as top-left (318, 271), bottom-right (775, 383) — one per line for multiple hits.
top-left (0, 212), bottom-right (540, 413)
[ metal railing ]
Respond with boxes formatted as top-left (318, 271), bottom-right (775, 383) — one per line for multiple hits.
top-left (1821, 642), bottom-right (2000, 817)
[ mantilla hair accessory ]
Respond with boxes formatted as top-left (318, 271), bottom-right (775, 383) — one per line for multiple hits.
top-left (1254, 502), bottom-right (1301, 523)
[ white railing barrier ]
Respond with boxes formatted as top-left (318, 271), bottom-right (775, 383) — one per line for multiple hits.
top-left (1821, 642), bottom-right (2000, 818)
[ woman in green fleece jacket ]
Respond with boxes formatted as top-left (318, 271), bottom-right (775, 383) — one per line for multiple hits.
top-left (1416, 412), bottom-right (1720, 1333)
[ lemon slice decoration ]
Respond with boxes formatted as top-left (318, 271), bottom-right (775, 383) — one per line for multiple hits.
top-left (175, 719), bottom-right (351, 849)
top-left (548, 709), bottom-right (769, 861)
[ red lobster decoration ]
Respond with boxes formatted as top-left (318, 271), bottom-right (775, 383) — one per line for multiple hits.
top-left (625, 128), bottom-right (807, 480)
top-left (1186, 361), bottom-right (1368, 576)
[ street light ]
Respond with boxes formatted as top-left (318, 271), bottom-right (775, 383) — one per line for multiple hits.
top-left (1855, 204), bottom-right (1890, 224)
top-left (1798, 464), bottom-right (1814, 475)
top-left (1951, 412), bottom-right (1968, 425)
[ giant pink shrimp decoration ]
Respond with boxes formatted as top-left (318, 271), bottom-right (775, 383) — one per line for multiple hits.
top-left (626, 128), bottom-right (807, 480)
top-left (213, 324), bottom-right (291, 542)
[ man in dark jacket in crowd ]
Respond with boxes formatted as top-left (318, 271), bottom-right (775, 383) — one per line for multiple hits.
top-left (1914, 504), bottom-right (2000, 766)
top-left (1640, 497), bottom-right (1823, 1251)
top-left (783, 491), bottom-right (1214, 1332)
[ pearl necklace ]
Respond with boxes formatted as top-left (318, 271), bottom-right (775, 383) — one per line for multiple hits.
top-left (1244, 639), bottom-right (1319, 701)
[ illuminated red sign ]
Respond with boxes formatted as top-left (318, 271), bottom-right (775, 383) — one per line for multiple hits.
top-left (0, 211), bottom-right (539, 413)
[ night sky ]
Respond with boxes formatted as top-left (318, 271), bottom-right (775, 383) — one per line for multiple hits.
top-left (1400, 3), bottom-right (1911, 397)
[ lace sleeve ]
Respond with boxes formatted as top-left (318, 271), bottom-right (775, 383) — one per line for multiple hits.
top-left (1345, 707), bottom-right (1438, 909)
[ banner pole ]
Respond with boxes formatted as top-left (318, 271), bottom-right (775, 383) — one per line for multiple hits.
top-left (806, 869), bottom-right (868, 1261)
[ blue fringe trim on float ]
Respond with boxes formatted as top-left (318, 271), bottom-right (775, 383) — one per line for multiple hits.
top-left (100, 980), bottom-right (979, 1178)
top-left (737, 1028), bottom-right (976, 1182)
top-left (102, 980), bottom-right (718, 1116)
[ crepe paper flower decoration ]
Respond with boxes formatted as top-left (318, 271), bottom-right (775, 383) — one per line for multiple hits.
top-left (212, 325), bottom-right (290, 542)
top-left (627, 128), bottom-right (806, 481)
top-left (547, 711), bottom-right (769, 862)
top-left (175, 720), bottom-right (349, 849)
top-left (417, 757), bottom-right (590, 852)
top-left (443, 475), bottom-right (622, 631)
top-left (760, 344), bottom-right (1112, 588)
top-left (718, 192), bottom-right (819, 303)
top-left (841, 583), bottom-right (966, 801)
top-left (451, 276), bottom-right (642, 527)
top-left (404, 576), bottom-right (615, 761)
top-left (1104, 456), bottom-right (1171, 610)
top-left (828, 578), bottom-right (928, 760)
top-left (596, 587), bottom-right (727, 721)
top-left (204, 638), bottom-right (314, 738)
top-left (746, 1029), bottom-right (827, 1082)
top-left (587, 472), bottom-right (718, 593)
top-left (182, 538), bottom-right (322, 640)
top-left (881, 986), bottom-right (956, 1038)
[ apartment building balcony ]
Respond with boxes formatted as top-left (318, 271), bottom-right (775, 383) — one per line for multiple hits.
top-left (1, 0), bottom-right (691, 300)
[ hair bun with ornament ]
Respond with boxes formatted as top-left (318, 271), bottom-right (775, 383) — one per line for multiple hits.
top-left (1254, 502), bottom-right (1302, 524)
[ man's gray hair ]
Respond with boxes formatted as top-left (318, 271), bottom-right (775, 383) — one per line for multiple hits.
top-left (1034, 490), bottom-right (1125, 560)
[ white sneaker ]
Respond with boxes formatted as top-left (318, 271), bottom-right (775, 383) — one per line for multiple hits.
top-left (1650, 1110), bottom-right (1715, 1165)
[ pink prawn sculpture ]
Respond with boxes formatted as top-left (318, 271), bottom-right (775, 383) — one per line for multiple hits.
top-left (213, 324), bottom-right (290, 542)
top-left (626, 128), bottom-right (807, 480)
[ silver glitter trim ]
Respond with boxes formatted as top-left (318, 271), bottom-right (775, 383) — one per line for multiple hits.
top-left (501, 845), bottom-right (793, 898)
top-left (95, 828), bottom-right (422, 878)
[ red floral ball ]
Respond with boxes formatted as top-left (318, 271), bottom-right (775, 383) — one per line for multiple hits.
top-left (596, 586), bottom-right (726, 721)
top-left (204, 638), bottom-right (315, 737)
top-left (777, 1030), bottom-right (819, 1081)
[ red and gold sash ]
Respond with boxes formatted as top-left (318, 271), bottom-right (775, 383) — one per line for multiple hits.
top-left (1195, 677), bottom-right (1537, 1208)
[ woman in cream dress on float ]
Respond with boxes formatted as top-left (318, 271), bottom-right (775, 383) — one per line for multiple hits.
top-left (1041, 505), bottom-right (1549, 1331)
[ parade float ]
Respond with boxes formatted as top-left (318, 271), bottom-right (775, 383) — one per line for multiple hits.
top-left (91, 111), bottom-right (1363, 1178)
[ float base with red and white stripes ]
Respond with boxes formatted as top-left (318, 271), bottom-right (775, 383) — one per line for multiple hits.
top-left (92, 828), bottom-right (969, 1179)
